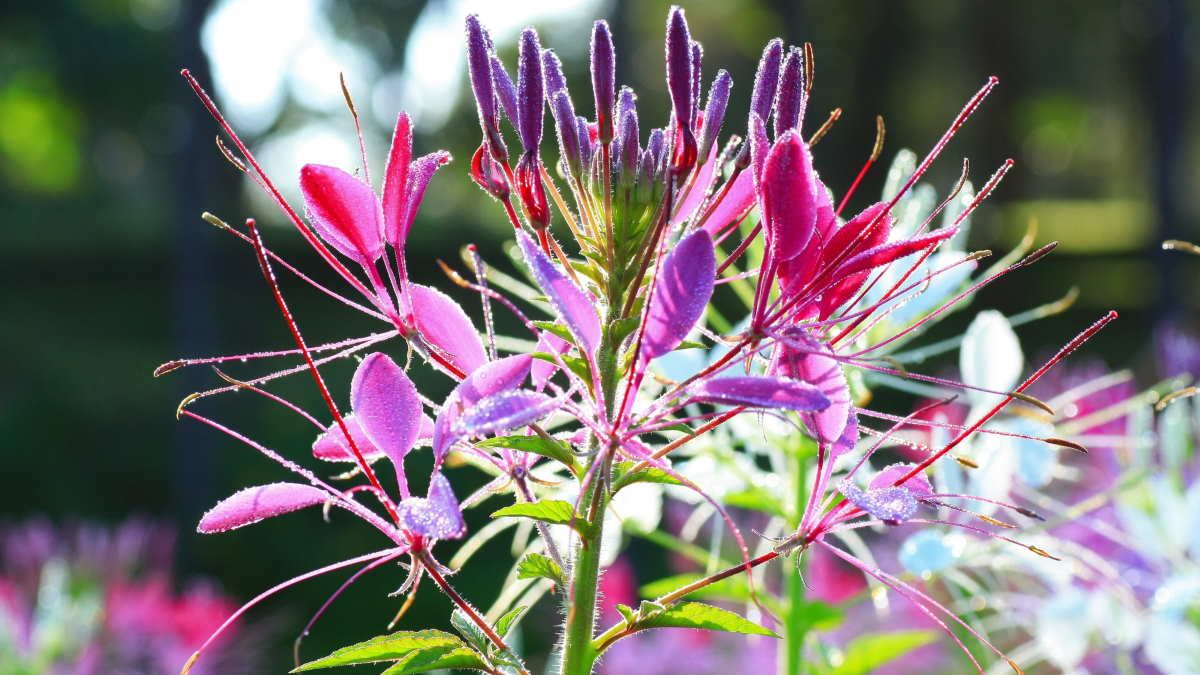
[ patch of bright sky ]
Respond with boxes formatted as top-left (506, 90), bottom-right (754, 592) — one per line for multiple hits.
top-left (202, 0), bottom-right (596, 213)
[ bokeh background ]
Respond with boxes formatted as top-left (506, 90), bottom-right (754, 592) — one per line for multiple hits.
top-left (1, 0), bottom-right (1196, 669)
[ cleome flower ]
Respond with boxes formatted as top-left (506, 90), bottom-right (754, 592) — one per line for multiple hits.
top-left (163, 5), bottom-right (1122, 674)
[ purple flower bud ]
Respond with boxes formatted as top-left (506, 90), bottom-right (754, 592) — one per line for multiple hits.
top-left (542, 49), bottom-right (567, 96)
top-left (665, 6), bottom-right (696, 173)
top-left (617, 109), bottom-right (640, 183)
top-left (490, 54), bottom-right (518, 126)
top-left (516, 28), bottom-right (545, 153)
top-left (645, 127), bottom-right (665, 167)
top-left (470, 142), bottom-right (509, 200)
top-left (774, 46), bottom-right (806, 138)
top-left (749, 38), bottom-right (784, 127)
top-left (551, 91), bottom-right (582, 176)
top-left (576, 115), bottom-right (594, 169)
top-left (465, 15), bottom-right (506, 161)
top-left (590, 20), bottom-right (616, 144)
top-left (697, 69), bottom-right (731, 162)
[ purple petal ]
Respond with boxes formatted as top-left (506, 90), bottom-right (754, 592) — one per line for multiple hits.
top-left (690, 41), bottom-right (703, 126)
top-left (299, 163), bottom-right (384, 265)
top-left (696, 69), bottom-right (732, 162)
top-left (312, 413), bottom-right (384, 463)
top-left (451, 389), bottom-right (560, 439)
top-left (465, 15), bottom-right (497, 126)
top-left (351, 353), bottom-right (422, 470)
top-left (831, 411), bottom-right (859, 460)
top-left (590, 20), bottom-right (616, 143)
top-left (433, 355), bottom-right (533, 463)
top-left (749, 38), bottom-right (783, 126)
top-left (381, 113), bottom-right (412, 249)
top-left (399, 473), bottom-right (466, 540)
top-left (515, 230), bottom-right (601, 354)
top-left (395, 151), bottom-right (451, 248)
top-left (665, 7), bottom-right (694, 130)
top-left (198, 483), bottom-right (328, 533)
top-left (409, 284), bottom-right (488, 377)
top-left (760, 130), bottom-right (818, 262)
top-left (516, 28), bottom-right (545, 152)
top-left (839, 480), bottom-right (919, 524)
top-left (490, 55), bottom-right (519, 127)
top-left (688, 375), bottom-right (830, 412)
top-left (771, 333), bottom-right (850, 444)
top-left (773, 46), bottom-right (806, 137)
top-left (870, 463), bottom-right (934, 496)
top-left (642, 228), bottom-right (715, 361)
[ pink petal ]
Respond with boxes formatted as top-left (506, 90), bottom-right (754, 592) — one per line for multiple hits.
top-left (351, 353), bottom-right (423, 470)
top-left (670, 142), bottom-right (719, 226)
top-left (382, 112), bottom-right (413, 248)
top-left (299, 163), bottom-right (384, 265)
top-left (869, 463), bottom-right (933, 496)
top-left (827, 227), bottom-right (957, 284)
top-left (816, 202), bottom-right (894, 317)
top-left (198, 483), bottom-right (328, 533)
top-left (642, 228), bottom-right (715, 361)
top-left (700, 169), bottom-right (754, 236)
top-left (398, 473), bottom-right (465, 540)
top-left (531, 330), bottom-right (570, 391)
top-left (409, 284), bottom-right (488, 377)
top-left (515, 230), bottom-right (600, 354)
top-left (311, 413), bottom-right (384, 463)
top-left (831, 410), bottom-right (859, 460)
top-left (433, 355), bottom-right (533, 463)
top-left (688, 375), bottom-right (830, 412)
top-left (759, 130), bottom-right (818, 263)
top-left (772, 334), bottom-right (850, 444)
top-left (398, 151), bottom-right (452, 247)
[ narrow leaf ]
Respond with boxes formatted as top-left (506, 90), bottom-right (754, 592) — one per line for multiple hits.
top-left (491, 500), bottom-right (589, 534)
top-left (379, 646), bottom-right (489, 675)
top-left (516, 553), bottom-right (565, 585)
top-left (292, 629), bottom-right (468, 670)
top-left (495, 606), bottom-right (529, 638)
top-left (612, 463), bottom-right (685, 492)
top-left (476, 434), bottom-right (577, 470)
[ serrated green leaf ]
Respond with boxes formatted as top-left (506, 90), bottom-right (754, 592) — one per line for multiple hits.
top-left (495, 606), bottom-right (529, 638)
top-left (611, 462), bottom-right (684, 493)
top-left (292, 630), bottom-right (469, 671)
top-left (829, 630), bottom-right (937, 675)
top-left (516, 552), bottom-right (565, 585)
top-left (476, 435), bottom-right (577, 471)
top-left (450, 609), bottom-right (490, 654)
top-left (492, 500), bottom-right (591, 535)
top-left (378, 645), bottom-right (489, 674)
top-left (530, 352), bottom-right (591, 384)
top-left (609, 317), bottom-right (641, 345)
top-left (638, 602), bottom-right (778, 638)
top-left (532, 321), bottom-right (577, 346)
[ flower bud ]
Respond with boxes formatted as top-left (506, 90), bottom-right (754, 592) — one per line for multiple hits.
top-left (590, 20), bottom-right (616, 144)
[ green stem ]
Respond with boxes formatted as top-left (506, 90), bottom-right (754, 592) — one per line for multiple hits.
top-left (782, 443), bottom-right (809, 675)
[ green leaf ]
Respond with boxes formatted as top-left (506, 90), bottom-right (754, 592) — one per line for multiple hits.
top-left (532, 321), bottom-right (576, 346)
top-left (450, 609), bottom-right (491, 654)
top-left (516, 552), bottom-right (565, 585)
top-left (292, 630), bottom-right (471, 671)
top-left (674, 340), bottom-right (706, 350)
top-left (530, 352), bottom-right (591, 383)
top-left (476, 435), bottom-right (577, 471)
top-left (655, 423), bottom-right (695, 435)
top-left (378, 645), bottom-right (489, 674)
top-left (615, 604), bottom-right (637, 624)
top-left (722, 487), bottom-right (787, 518)
top-left (495, 606), bottom-right (529, 638)
top-left (491, 500), bottom-right (591, 535)
top-left (638, 602), bottom-right (779, 638)
top-left (830, 630), bottom-right (937, 675)
top-left (611, 461), bottom-right (684, 493)
top-left (608, 317), bottom-right (641, 345)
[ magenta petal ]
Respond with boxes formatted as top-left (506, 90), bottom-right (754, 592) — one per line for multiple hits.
top-left (515, 230), bottom-right (600, 354)
top-left (772, 334), bottom-right (850, 444)
top-left (827, 227), bottom-right (957, 282)
top-left (311, 413), bottom-right (385, 463)
top-left (409, 284), bottom-right (488, 377)
top-left (416, 413), bottom-right (435, 445)
top-left (701, 169), bottom-right (754, 236)
top-left (688, 375), bottom-right (830, 412)
top-left (299, 163), bottom-right (384, 265)
top-left (816, 202), bottom-right (894, 317)
top-left (760, 130), bottom-right (818, 263)
top-left (433, 355), bottom-right (533, 463)
top-left (870, 463), bottom-right (934, 496)
top-left (351, 353), bottom-right (422, 471)
top-left (398, 473), bottom-right (465, 540)
top-left (670, 141), bottom-right (719, 226)
top-left (398, 151), bottom-right (451, 248)
top-left (198, 483), bottom-right (328, 533)
top-left (451, 389), bottom-right (559, 439)
top-left (382, 113), bottom-right (413, 248)
top-left (642, 228), bottom-right (715, 361)
top-left (831, 411), bottom-right (858, 460)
